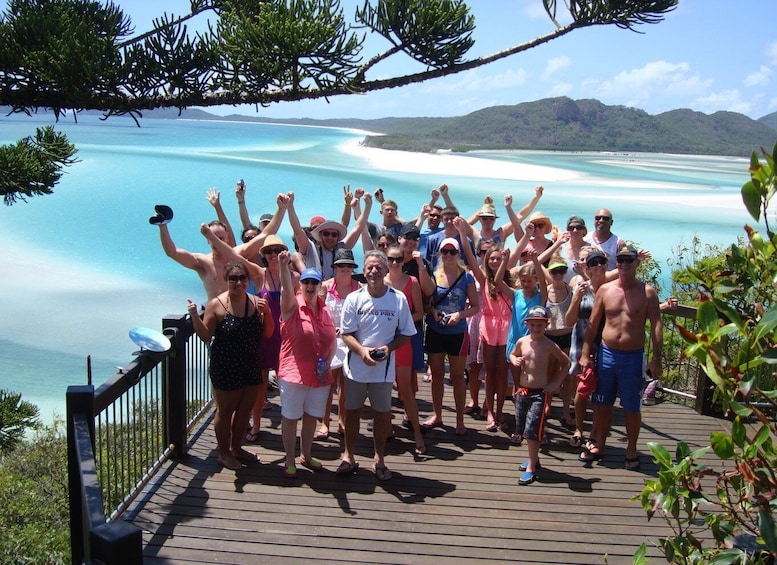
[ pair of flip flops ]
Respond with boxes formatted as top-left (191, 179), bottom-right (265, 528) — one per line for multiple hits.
top-left (578, 446), bottom-right (603, 463)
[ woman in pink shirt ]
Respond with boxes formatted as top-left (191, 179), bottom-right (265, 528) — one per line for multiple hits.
top-left (276, 252), bottom-right (337, 479)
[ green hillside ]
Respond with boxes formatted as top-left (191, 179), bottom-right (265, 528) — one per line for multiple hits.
top-left (358, 98), bottom-right (777, 157)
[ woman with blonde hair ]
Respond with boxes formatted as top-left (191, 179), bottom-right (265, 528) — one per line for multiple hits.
top-left (421, 237), bottom-right (480, 436)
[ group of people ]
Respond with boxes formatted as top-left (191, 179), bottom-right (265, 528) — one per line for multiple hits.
top-left (156, 180), bottom-right (665, 485)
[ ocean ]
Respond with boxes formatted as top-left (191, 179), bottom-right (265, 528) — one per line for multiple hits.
top-left (0, 114), bottom-right (752, 421)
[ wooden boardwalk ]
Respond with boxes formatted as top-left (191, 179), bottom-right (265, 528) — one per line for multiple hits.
top-left (128, 384), bottom-right (728, 564)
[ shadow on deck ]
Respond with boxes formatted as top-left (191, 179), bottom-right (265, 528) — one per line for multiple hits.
top-left (127, 383), bottom-right (727, 564)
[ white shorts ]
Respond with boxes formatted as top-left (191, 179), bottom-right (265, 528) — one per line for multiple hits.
top-left (278, 379), bottom-right (330, 420)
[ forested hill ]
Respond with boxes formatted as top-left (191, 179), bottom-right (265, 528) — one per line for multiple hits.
top-left (353, 98), bottom-right (777, 157)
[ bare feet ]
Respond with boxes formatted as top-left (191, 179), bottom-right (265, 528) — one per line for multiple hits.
top-left (231, 448), bottom-right (258, 462)
top-left (218, 453), bottom-right (243, 470)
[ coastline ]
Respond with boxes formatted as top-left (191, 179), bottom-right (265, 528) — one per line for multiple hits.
top-left (339, 138), bottom-right (746, 210)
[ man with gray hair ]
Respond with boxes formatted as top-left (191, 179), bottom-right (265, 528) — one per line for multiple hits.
top-left (336, 251), bottom-right (416, 481)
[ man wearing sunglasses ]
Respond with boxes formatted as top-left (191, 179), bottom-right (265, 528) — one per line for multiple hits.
top-left (577, 244), bottom-right (662, 473)
top-left (586, 209), bottom-right (623, 270)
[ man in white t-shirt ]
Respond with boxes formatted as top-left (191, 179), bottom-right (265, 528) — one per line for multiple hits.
top-left (337, 251), bottom-right (416, 481)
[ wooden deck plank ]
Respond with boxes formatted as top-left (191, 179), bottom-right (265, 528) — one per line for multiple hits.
top-left (126, 384), bottom-right (727, 564)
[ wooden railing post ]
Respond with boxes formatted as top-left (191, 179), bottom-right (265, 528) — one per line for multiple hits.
top-left (67, 385), bottom-right (95, 565)
top-left (163, 314), bottom-right (188, 458)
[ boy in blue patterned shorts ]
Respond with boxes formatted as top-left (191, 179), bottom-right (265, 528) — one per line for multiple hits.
top-left (509, 306), bottom-right (571, 485)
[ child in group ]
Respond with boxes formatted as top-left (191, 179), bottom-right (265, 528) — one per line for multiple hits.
top-left (508, 306), bottom-right (571, 485)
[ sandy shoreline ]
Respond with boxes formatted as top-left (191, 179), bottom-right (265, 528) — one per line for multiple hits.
top-left (339, 138), bottom-right (745, 210)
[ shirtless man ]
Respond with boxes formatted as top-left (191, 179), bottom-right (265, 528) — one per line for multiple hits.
top-left (509, 306), bottom-right (571, 485)
top-left (577, 244), bottom-right (662, 471)
top-left (157, 218), bottom-right (233, 300)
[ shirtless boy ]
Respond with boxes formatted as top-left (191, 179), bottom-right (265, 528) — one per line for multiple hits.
top-left (509, 306), bottom-right (571, 485)
top-left (577, 244), bottom-right (662, 471)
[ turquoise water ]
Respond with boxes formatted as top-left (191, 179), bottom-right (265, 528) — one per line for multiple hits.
top-left (0, 115), bottom-right (751, 420)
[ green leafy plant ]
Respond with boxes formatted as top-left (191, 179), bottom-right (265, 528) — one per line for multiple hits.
top-left (634, 142), bottom-right (777, 563)
top-left (0, 389), bottom-right (41, 453)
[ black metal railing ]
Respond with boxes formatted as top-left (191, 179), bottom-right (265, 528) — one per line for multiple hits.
top-left (66, 313), bottom-right (211, 564)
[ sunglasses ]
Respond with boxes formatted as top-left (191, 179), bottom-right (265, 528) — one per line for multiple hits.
top-left (477, 249), bottom-right (488, 256)
top-left (263, 247), bottom-right (285, 255)
top-left (321, 230), bottom-right (340, 238)
top-left (227, 274), bottom-right (248, 283)
top-left (616, 256), bottom-right (636, 264)
top-left (595, 215), bottom-right (612, 221)
top-left (336, 263), bottom-right (356, 269)
top-left (532, 222), bottom-right (545, 229)
top-left (587, 258), bottom-right (607, 267)
top-left (551, 267), bottom-right (568, 275)
top-left (440, 248), bottom-right (458, 255)
top-left (428, 213), bottom-right (441, 219)
top-left (300, 279), bottom-right (320, 285)
top-left (387, 256), bottom-right (403, 263)
top-left (376, 243), bottom-right (389, 249)
top-left (567, 225), bottom-right (585, 231)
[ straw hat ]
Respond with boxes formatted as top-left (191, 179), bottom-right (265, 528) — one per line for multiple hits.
top-left (527, 211), bottom-right (552, 235)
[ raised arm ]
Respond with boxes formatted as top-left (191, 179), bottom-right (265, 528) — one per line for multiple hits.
top-left (342, 192), bottom-right (372, 249)
top-left (234, 193), bottom-right (288, 259)
top-left (510, 186), bottom-right (544, 241)
top-left (235, 179), bottom-right (252, 230)
top-left (206, 188), bottom-right (236, 248)
top-left (158, 223), bottom-right (203, 272)
top-left (455, 216), bottom-right (485, 286)
top-left (278, 250), bottom-right (298, 321)
top-left (284, 191), bottom-right (312, 256)
top-left (507, 222), bottom-right (534, 269)
top-left (340, 185), bottom-right (353, 227)
top-left (494, 248), bottom-right (515, 299)
top-left (200, 223), bottom-right (264, 286)
top-left (538, 231), bottom-right (569, 267)
top-left (438, 183), bottom-right (455, 209)
top-left (531, 252), bottom-right (549, 304)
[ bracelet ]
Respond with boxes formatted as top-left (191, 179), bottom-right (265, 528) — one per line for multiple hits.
top-left (237, 200), bottom-right (245, 204)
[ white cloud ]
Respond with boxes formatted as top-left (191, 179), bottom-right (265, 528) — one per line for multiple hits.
top-left (542, 55), bottom-right (571, 80)
top-left (420, 68), bottom-right (528, 95)
top-left (745, 66), bottom-right (772, 87)
top-left (692, 90), bottom-right (752, 115)
top-left (594, 61), bottom-right (711, 100)
top-left (547, 82), bottom-right (572, 97)
top-left (767, 42), bottom-right (777, 65)
top-left (768, 97), bottom-right (777, 112)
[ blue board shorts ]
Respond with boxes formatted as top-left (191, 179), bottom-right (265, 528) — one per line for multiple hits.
top-left (591, 344), bottom-right (643, 412)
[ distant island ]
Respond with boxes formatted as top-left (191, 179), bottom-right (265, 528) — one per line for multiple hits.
top-left (9, 97), bottom-right (777, 157)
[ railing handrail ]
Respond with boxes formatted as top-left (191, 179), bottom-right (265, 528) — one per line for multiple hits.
top-left (67, 312), bottom-right (209, 564)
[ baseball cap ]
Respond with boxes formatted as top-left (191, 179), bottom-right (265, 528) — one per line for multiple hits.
top-left (399, 223), bottom-right (420, 238)
top-left (585, 249), bottom-right (607, 266)
top-left (525, 306), bottom-right (549, 321)
top-left (300, 268), bottom-right (323, 282)
top-left (616, 244), bottom-right (638, 258)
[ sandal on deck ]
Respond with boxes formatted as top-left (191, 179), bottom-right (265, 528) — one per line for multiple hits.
top-left (568, 434), bottom-right (584, 448)
top-left (624, 456), bottom-right (641, 471)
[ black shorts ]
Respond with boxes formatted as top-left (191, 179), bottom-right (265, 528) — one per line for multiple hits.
top-left (424, 327), bottom-right (469, 357)
top-left (547, 331), bottom-right (572, 351)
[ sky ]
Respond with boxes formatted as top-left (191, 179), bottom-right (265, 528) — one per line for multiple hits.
top-left (4, 0), bottom-right (777, 120)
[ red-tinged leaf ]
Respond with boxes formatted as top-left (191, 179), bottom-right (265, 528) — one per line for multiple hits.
top-left (750, 150), bottom-right (761, 170)
top-left (676, 323), bottom-right (698, 343)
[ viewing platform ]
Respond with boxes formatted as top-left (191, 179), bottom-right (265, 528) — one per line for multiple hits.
top-left (127, 384), bottom-right (726, 564)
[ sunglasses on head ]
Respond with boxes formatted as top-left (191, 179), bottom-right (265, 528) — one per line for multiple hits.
top-left (587, 258), bottom-right (607, 267)
top-left (595, 215), bottom-right (612, 221)
top-left (440, 248), bottom-right (458, 255)
top-left (227, 274), bottom-right (248, 283)
top-left (321, 230), bottom-right (340, 238)
top-left (616, 256), bottom-right (636, 264)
